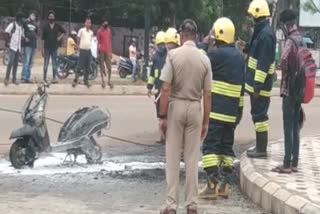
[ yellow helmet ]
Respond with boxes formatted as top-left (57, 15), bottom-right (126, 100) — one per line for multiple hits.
top-left (155, 31), bottom-right (166, 45)
top-left (248, 0), bottom-right (270, 19)
top-left (165, 27), bottom-right (180, 45)
top-left (213, 17), bottom-right (235, 44)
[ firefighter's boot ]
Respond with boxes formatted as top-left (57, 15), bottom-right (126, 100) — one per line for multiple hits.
top-left (218, 166), bottom-right (233, 199)
top-left (199, 167), bottom-right (219, 200)
top-left (247, 132), bottom-right (268, 158)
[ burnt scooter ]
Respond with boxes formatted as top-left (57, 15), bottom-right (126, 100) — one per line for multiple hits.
top-left (9, 83), bottom-right (110, 169)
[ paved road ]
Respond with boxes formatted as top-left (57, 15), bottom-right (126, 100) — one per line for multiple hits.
top-left (1, 95), bottom-right (320, 154)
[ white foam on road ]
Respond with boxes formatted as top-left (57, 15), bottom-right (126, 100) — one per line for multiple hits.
top-left (0, 153), bottom-right (165, 176)
top-left (0, 153), bottom-right (240, 176)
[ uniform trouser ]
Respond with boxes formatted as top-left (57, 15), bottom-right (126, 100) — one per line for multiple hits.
top-left (202, 121), bottom-right (235, 178)
top-left (166, 99), bottom-right (202, 211)
top-left (282, 96), bottom-right (301, 168)
top-left (250, 94), bottom-right (271, 133)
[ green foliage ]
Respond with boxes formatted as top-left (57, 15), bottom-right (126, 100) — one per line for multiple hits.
top-left (303, 0), bottom-right (320, 14)
top-left (0, 0), bottom-right (253, 38)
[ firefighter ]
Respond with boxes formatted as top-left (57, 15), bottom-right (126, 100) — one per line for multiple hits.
top-left (199, 17), bottom-right (245, 200)
top-left (246, 0), bottom-right (276, 158)
top-left (164, 27), bottom-right (180, 51)
top-left (147, 31), bottom-right (167, 143)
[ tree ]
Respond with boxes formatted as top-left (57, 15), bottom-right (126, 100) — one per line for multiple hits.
top-left (303, 0), bottom-right (320, 14)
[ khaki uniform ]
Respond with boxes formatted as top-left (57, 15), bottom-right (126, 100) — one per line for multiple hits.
top-left (160, 41), bottom-right (212, 210)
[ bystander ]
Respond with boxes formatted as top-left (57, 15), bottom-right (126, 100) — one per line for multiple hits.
top-left (42, 10), bottom-right (66, 83)
top-left (21, 11), bottom-right (38, 83)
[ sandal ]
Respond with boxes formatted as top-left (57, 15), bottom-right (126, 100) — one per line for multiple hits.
top-left (108, 82), bottom-right (114, 89)
top-left (271, 165), bottom-right (292, 174)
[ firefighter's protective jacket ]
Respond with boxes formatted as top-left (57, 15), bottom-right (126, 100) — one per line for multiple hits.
top-left (208, 44), bottom-right (245, 125)
top-left (245, 19), bottom-right (276, 97)
top-left (147, 44), bottom-right (167, 92)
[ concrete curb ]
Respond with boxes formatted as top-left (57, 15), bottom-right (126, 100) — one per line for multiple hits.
top-left (240, 151), bottom-right (320, 214)
top-left (1, 84), bottom-right (320, 96)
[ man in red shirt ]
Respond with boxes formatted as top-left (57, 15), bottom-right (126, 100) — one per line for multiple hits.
top-left (97, 19), bottom-right (113, 89)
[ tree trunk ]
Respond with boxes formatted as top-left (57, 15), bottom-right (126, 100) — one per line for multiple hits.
top-left (271, 0), bottom-right (291, 32)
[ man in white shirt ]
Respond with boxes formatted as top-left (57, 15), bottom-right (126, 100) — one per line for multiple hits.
top-left (129, 39), bottom-right (137, 81)
top-left (4, 12), bottom-right (25, 86)
top-left (73, 17), bottom-right (94, 88)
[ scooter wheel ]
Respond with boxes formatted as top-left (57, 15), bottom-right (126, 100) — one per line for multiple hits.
top-left (57, 64), bottom-right (70, 80)
top-left (85, 144), bottom-right (102, 164)
top-left (9, 138), bottom-right (35, 169)
top-left (119, 68), bottom-right (128, 78)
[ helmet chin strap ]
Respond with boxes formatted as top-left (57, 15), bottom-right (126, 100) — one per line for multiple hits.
top-left (280, 24), bottom-right (289, 38)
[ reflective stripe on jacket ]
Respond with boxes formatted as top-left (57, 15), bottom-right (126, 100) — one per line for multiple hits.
top-left (208, 44), bottom-right (245, 124)
top-left (147, 45), bottom-right (167, 92)
top-left (245, 20), bottom-right (276, 97)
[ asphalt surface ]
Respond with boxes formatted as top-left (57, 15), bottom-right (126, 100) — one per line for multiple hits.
top-left (0, 95), bottom-right (319, 213)
top-left (1, 95), bottom-right (320, 154)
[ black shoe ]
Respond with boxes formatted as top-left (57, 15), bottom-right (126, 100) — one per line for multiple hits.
top-left (51, 79), bottom-right (58, 84)
top-left (21, 79), bottom-right (32, 84)
top-left (108, 81), bottom-right (114, 89)
top-left (4, 79), bottom-right (9, 86)
top-left (12, 80), bottom-right (19, 85)
top-left (247, 132), bottom-right (268, 158)
top-left (72, 81), bottom-right (77, 88)
top-left (102, 82), bottom-right (106, 89)
top-left (85, 81), bottom-right (91, 88)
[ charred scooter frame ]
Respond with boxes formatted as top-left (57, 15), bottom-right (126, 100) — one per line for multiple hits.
top-left (9, 83), bottom-right (110, 169)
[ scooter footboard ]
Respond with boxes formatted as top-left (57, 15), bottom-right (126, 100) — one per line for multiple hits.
top-left (50, 138), bottom-right (84, 153)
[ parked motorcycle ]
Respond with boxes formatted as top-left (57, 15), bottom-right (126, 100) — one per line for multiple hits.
top-left (9, 82), bottom-right (110, 169)
top-left (118, 55), bottom-right (142, 79)
top-left (56, 55), bottom-right (98, 80)
top-left (2, 48), bottom-right (24, 66)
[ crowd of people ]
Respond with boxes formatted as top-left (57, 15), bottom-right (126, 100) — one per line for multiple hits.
top-left (146, 0), bottom-right (311, 213)
top-left (3, 10), bottom-right (115, 88)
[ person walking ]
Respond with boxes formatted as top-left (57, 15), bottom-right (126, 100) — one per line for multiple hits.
top-left (245, 0), bottom-right (277, 158)
top-left (129, 39), bottom-right (137, 81)
top-left (159, 19), bottom-right (212, 214)
top-left (272, 9), bottom-right (305, 173)
top-left (4, 12), bottom-right (25, 86)
top-left (199, 17), bottom-right (245, 200)
top-left (97, 19), bottom-right (113, 89)
top-left (147, 30), bottom-right (167, 144)
top-left (42, 10), bottom-right (66, 83)
top-left (21, 11), bottom-right (38, 83)
top-left (72, 17), bottom-right (94, 88)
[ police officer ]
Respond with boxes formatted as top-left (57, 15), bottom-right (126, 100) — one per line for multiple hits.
top-left (159, 19), bottom-right (212, 214)
top-left (199, 18), bottom-right (245, 200)
top-left (147, 31), bottom-right (167, 143)
top-left (246, 0), bottom-right (276, 158)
